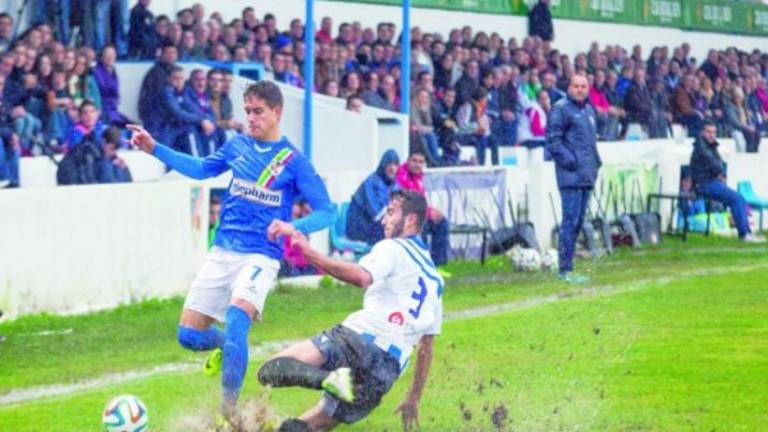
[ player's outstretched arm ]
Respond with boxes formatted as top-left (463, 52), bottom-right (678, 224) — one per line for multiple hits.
top-left (127, 124), bottom-right (229, 180)
top-left (396, 335), bottom-right (435, 432)
top-left (290, 232), bottom-right (372, 289)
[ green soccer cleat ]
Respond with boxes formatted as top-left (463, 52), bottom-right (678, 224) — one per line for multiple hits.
top-left (437, 267), bottom-right (453, 279)
top-left (204, 348), bottom-right (223, 377)
top-left (322, 367), bottom-right (355, 403)
top-left (558, 272), bottom-right (590, 285)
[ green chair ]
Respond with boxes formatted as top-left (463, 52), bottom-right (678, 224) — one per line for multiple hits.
top-left (737, 181), bottom-right (768, 231)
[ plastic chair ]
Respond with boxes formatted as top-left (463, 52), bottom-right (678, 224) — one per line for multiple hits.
top-left (737, 181), bottom-right (768, 231)
top-left (329, 202), bottom-right (373, 255)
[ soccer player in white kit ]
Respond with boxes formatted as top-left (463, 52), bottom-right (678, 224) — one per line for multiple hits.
top-left (257, 190), bottom-right (444, 432)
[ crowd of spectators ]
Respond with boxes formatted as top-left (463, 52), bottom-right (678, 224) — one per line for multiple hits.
top-left (1, 1), bottom-right (768, 188)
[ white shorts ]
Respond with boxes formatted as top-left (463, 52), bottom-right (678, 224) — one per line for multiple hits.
top-left (183, 246), bottom-right (281, 322)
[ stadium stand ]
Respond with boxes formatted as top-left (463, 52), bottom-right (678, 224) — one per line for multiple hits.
top-left (0, 0), bottom-right (767, 188)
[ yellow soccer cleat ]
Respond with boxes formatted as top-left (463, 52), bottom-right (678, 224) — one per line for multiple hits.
top-left (204, 348), bottom-right (223, 377)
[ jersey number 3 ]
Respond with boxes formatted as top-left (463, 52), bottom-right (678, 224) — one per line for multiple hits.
top-left (409, 277), bottom-right (428, 319)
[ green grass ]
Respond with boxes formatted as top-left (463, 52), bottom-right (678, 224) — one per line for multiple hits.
top-left (0, 237), bottom-right (767, 430)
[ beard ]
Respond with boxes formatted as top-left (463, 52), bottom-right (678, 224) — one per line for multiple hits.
top-left (387, 218), bottom-right (406, 239)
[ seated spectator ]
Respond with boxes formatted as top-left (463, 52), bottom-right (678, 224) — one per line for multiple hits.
top-left (207, 68), bottom-right (241, 142)
top-left (93, 46), bottom-right (131, 127)
top-left (346, 94), bottom-right (364, 113)
top-left (454, 59), bottom-right (480, 107)
top-left (184, 68), bottom-right (220, 155)
top-left (488, 67), bottom-right (517, 148)
top-left (517, 89), bottom-right (549, 148)
top-left (432, 88), bottom-right (461, 166)
top-left (68, 55), bottom-right (102, 110)
top-left (63, 100), bottom-right (107, 152)
top-left (724, 86), bottom-right (761, 153)
top-left (624, 69), bottom-right (653, 135)
top-left (0, 132), bottom-right (20, 187)
top-left (45, 69), bottom-right (75, 148)
top-left (542, 70), bottom-right (565, 104)
top-left (97, 127), bottom-right (132, 183)
top-left (361, 71), bottom-right (393, 111)
top-left (744, 77), bottom-right (766, 136)
top-left (0, 72), bottom-right (43, 153)
top-left (649, 77), bottom-right (672, 138)
top-left (159, 66), bottom-right (215, 156)
top-left (138, 43), bottom-right (178, 137)
top-left (396, 150), bottom-right (451, 272)
top-left (456, 87), bottom-right (496, 166)
top-left (347, 149), bottom-right (400, 244)
top-left (589, 70), bottom-right (621, 140)
top-left (321, 79), bottom-right (339, 98)
top-left (689, 120), bottom-right (763, 243)
top-left (339, 71), bottom-right (361, 99)
top-left (411, 87), bottom-right (441, 167)
top-left (272, 52), bottom-right (302, 88)
top-left (673, 75), bottom-right (704, 137)
top-left (128, 0), bottom-right (157, 59)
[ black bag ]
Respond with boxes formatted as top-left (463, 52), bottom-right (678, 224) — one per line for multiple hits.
top-left (610, 181), bottom-right (641, 248)
top-left (488, 188), bottom-right (540, 254)
top-left (630, 179), bottom-right (663, 245)
top-left (56, 134), bottom-right (102, 185)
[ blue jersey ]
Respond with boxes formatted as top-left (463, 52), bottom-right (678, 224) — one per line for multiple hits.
top-left (153, 134), bottom-right (335, 259)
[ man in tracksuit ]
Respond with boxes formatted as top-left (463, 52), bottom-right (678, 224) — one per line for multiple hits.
top-left (690, 120), bottom-right (765, 243)
top-left (546, 74), bottom-right (602, 284)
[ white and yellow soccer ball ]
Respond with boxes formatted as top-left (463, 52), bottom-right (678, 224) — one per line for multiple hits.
top-left (102, 395), bottom-right (149, 432)
top-left (541, 249), bottom-right (559, 273)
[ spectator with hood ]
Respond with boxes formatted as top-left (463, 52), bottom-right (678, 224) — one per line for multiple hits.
top-left (347, 149), bottom-right (400, 243)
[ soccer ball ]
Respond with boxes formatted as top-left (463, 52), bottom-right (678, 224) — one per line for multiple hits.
top-left (102, 395), bottom-right (149, 432)
top-left (541, 249), bottom-right (559, 272)
top-left (519, 248), bottom-right (542, 272)
top-left (508, 246), bottom-right (541, 272)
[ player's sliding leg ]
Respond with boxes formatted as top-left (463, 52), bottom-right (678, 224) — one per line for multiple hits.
top-left (220, 298), bottom-right (257, 411)
top-left (278, 402), bottom-right (338, 432)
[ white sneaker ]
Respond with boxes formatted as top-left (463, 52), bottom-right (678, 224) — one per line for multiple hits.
top-left (321, 367), bottom-right (355, 403)
top-left (0, 180), bottom-right (10, 189)
top-left (742, 234), bottom-right (767, 244)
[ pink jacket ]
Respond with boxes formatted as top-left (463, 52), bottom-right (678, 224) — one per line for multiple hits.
top-left (396, 163), bottom-right (439, 221)
top-left (589, 86), bottom-right (611, 113)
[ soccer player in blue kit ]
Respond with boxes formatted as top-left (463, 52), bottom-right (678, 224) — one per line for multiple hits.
top-left (127, 81), bottom-right (335, 421)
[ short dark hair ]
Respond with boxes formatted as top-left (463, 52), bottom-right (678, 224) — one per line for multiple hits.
top-left (101, 126), bottom-right (122, 146)
top-left (346, 94), bottom-right (363, 108)
top-left (79, 99), bottom-right (97, 113)
top-left (390, 190), bottom-right (428, 229)
top-left (243, 80), bottom-right (283, 108)
top-left (471, 87), bottom-right (488, 102)
top-left (702, 119), bottom-right (717, 129)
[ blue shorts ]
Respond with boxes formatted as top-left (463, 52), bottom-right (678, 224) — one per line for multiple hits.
top-left (311, 325), bottom-right (401, 424)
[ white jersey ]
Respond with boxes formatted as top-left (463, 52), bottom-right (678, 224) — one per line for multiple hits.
top-left (342, 236), bottom-right (444, 372)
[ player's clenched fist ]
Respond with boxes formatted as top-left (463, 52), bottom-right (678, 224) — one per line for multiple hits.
top-left (267, 219), bottom-right (296, 241)
top-left (126, 124), bottom-right (156, 154)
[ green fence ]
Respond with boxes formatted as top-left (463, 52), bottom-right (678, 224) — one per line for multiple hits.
top-left (328, 0), bottom-right (768, 37)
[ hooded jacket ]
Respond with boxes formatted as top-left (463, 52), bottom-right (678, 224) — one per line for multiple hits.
top-left (346, 149), bottom-right (400, 242)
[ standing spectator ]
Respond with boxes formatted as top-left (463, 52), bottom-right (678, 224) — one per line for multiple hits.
top-left (138, 42), bottom-right (177, 137)
top-left (128, 0), bottom-right (157, 59)
top-left (528, 0), bottom-right (553, 42)
top-left (546, 74), bottom-right (601, 284)
top-left (346, 149), bottom-right (400, 244)
top-left (724, 86), bottom-right (761, 153)
top-left (97, 127), bottom-right (132, 183)
top-left (457, 87), bottom-right (496, 166)
top-left (411, 87), bottom-right (441, 167)
top-left (649, 77), bottom-right (672, 138)
top-left (92, 46), bottom-right (131, 127)
top-left (396, 150), bottom-right (451, 275)
top-left (315, 17), bottom-right (333, 44)
top-left (689, 121), bottom-right (763, 243)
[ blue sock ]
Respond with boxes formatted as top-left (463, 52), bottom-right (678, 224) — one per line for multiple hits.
top-left (222, 305), bottom-right (252, 405)
top-left (177, 325), bottom-right (224, 351)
